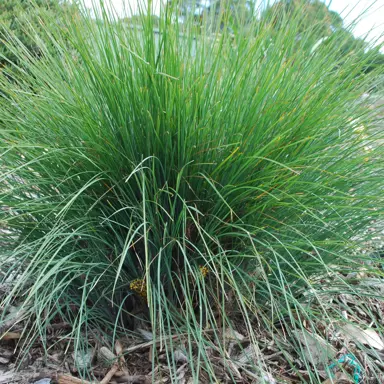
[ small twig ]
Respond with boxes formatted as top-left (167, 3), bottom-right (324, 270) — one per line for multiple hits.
top-left (263, 350), bottom-right (284, 361)
top-left (1, 331), bottom-right (22, 340)
top-left (98, 340), bottom-right (126, 384)
top-left (124, 335), bottom-right (170, 354)
top-left (236, 366), bottom-right (259, 380)
top-left (123, 335), bottom-right (179, 354)
top-left (99, 363), bottom-right (119, 384)
top-left (58, 365), bottom-right (120, 384)
top-left (57, 374), bottom-right (92, 384)
top-left (47, 322), bottom-right (72, 331)
top-left (123, 330), bottom-right (217, 355)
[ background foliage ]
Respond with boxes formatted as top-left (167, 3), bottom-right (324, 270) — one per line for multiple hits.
top-left (0, 0), bottom-right (77, 67)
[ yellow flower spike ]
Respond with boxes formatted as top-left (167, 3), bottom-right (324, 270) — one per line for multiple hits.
top-left (130, 278), bottom-right (147, 301)
top-left (199, 265), bottom-right (209, 278)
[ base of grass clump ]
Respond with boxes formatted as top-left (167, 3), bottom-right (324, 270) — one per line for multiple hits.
top-left (1, 260), bottom-right (384, 383)
top-left (1, 0), bottom-right (384, 382)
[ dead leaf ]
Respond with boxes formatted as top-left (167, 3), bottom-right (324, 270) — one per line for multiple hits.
top-left (217, 357), bottom-right (242, 381)
top-left (262, 373), bottom-right (276, 384)
top-left (174, 349), bottom-right (188, 364)
top-left (0, 307), bottom-right (26, 334)
top-left (363, 329), bottom-right (384, 350)
top-left (293, 329), bottom-right (337, 368)
top-left (0, 357), bottom-right (9, 364)
top-left (0, 372), bottom-right (15, 384)
top-left (340, 323), bottom-right (384, 351)
top-left (224, 328), bottom-right (245, 342)
top-left (98, 346), bottom-right (116, 367)
top-left (115, 340), bottom-right (123, 356)
top-left (33, 379), bottom-right (51, 384)
top-left (176, 363), bottom-right (187, 384)
top-left (235, 344), bottom-right (258, 364)
top-left (0, 349), bottom-right (13, 359)
top-left (137, 329), bottom-right (153, 341)
top-left (72, 348), bottom-right (94, 370)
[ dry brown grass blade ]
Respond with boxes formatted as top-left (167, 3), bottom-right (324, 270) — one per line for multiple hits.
top-left (58, 374), bottom-right (92, 384)
top-left (115, 340), bottom-right (127, 369)
top-left (1, 332), bottom-right (21, 340)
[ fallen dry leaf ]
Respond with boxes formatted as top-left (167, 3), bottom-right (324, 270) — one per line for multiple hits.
top-left (224, 328), bottom-right (245, 342)
top-left (235, 344), bottom-right (259, 365)
top-left (174, 349), bottom-right (188, 364)
top-left (98, 346), bottom-right (116, 368)
top-left (72, 348), bottom-right (94, 370)
top-left (362, 328), bottom-right (384, 350)
top-left (293, 329), bottom-right (337, 368)
top-left (340, 323), bottom-right (384, 351)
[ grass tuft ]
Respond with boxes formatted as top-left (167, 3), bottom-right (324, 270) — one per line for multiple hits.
top-left (1, 0), bottom-right (384, 381)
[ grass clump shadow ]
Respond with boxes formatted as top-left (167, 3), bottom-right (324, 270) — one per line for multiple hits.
top-left (1, 0), bottom-right (384, 382)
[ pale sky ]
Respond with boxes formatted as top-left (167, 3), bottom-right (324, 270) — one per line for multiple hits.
top-left (328, 0), bottom-right (384, 46)
top-left (81, 0), bottom-right (384, 46)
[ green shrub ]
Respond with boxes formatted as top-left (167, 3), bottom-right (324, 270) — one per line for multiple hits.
top-left (1, 1), bottom-right (383, 381)
top-left (0, 0), bottom-right (77, 68)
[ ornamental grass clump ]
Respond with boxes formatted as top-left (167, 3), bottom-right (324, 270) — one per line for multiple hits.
top-left (1, 0), bottom-right (384, 381)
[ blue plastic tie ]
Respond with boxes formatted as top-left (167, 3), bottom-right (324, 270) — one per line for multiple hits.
top-left (328, 353), bottom-right (362, 384)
